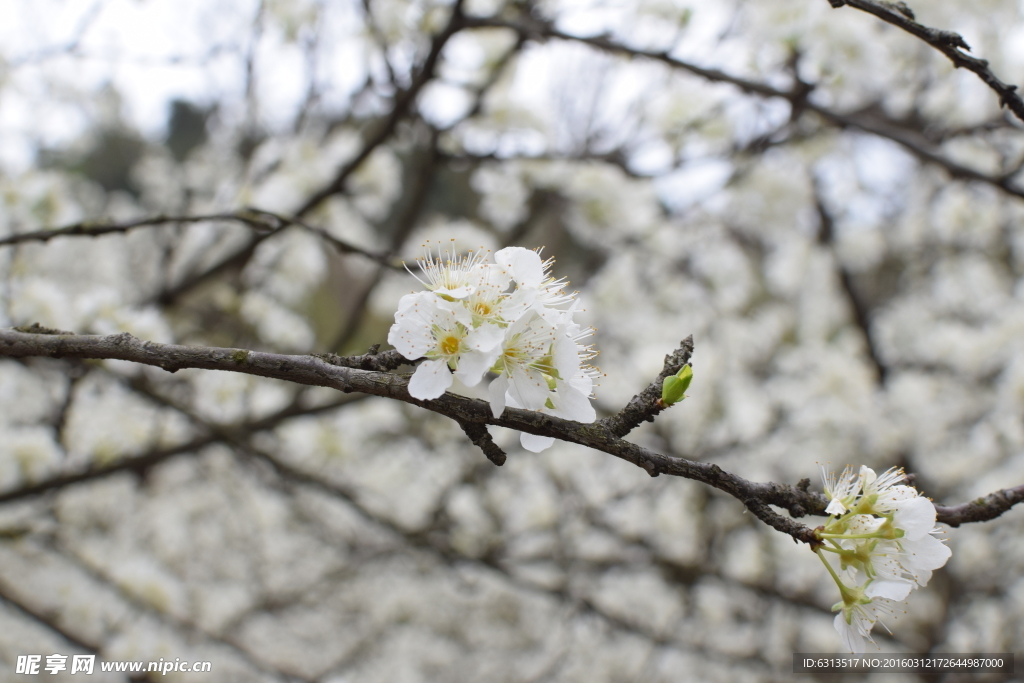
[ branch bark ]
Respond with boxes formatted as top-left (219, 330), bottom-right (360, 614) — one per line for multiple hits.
top-left (3, 328), bottom-right (1019, 539)
top-left (825, 0), bottom-right (1024, 124)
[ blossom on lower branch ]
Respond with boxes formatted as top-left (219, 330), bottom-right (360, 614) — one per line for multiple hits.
top-left (817, 466), bottom-right (951, 652)
top-left (388, 241), bottom-right (599, 451)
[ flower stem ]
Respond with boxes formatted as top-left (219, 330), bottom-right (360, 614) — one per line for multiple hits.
top-left (818, 532), bottom-right (884, 540)
top-left (817, 548), bottom-right (844, 588)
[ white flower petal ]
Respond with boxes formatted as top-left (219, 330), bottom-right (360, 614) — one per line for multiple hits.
top-left (834, 612), bottom-right (866, 654)
top-left (435, 296), bottom-right (474, 326)
top-left (899, 533), bottom-right (951, 574)
top-left (521, 432), bottom-right (555, 452)
top-left (408, 359), bottom-right (453, 399)
top-left (873, 485), bottom-right (918, 513)
top-left (552, 383), bottom-right (595, 423)
top-left (465, 322), bottom-right (505, 352)
top-left (552, 333), bottom-right (582, 378)
top-left (395, 291), bottom-right (429, 312)
top-left (434, 285), bottom-right (473, 298)
top-left (495, 247), bottom-right (544, 288)
top-left (859, 466), bottom-right (877, 488)
top-left (846, 514), bottom-right (885, 535)
top-left (893, 496), bottom-right (937, 540)
top-left (508, 366), bottom-right (551, 412)
top-left (455, 346), bottom-right (500, 387)
top-left (497, 286), bottom-right (537, 324)
top-left (388, 318), bottom-right (433, 359)
top-left (833, 597), bottom-right (901, 653)
top-left (825, 499), bottom-right (849, 516)
top-left (865, 580), bottom-right (913, 601)
top-left (488, 375), bottom-right (509, 418)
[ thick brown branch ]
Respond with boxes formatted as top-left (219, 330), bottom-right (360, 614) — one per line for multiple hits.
top-left (313, 346), bottom-right (409, 372)
top-left (935, 484), bottom-right (1024, 527)
top-left (4, 329), bottom-right (1018, 539)
top-left (0, 328), bottom-right (823, 540)
top-left (744, 498), bottom-right (820, 545)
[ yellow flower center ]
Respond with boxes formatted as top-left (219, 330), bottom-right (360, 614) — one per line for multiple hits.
top-left (440, 335), bottom-right (461, 356)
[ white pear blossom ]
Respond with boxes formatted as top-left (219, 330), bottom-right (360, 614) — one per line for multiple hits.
top-left (463, 275), bottom-right (535, 328)
top-left (388, 292), bottom-right (504, 399)
top-left (545, 324), bottom-right (599, 421)
top-left (894, 532), bottom-right (952, 587)
top-left (389, 244), bottom-right (600, 441)
top-left (822, 465), bottom-right (861, 516)
top-left (406, 240), bottom-right (494, 299)
top-left (495, 246), bottom-right (576, 309)
top-left (833, 595), bottom-right (905, 653)
top-left (817, 465), bottom-right (951, 653)
top-left (859, 466), bottom-right (921, 515)
top-left (891, 497), bottom-right (941, 541)
top-left (497, 318), bottom-right (600, 452)
top-left (488, 311), bottom-right (560, 418)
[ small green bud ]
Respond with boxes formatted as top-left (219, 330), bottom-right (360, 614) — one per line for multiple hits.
top-left (661, 364), bottom-right (692, 406)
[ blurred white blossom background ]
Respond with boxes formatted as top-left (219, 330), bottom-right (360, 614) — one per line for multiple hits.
top-left (1, 0), bottom-right (1024, 681)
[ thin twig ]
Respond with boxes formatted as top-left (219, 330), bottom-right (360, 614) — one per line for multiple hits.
top-left (0, 210), bottom-right (395, 267)
top-left (825, 0), bottom-right (1024, 124)
top-left (460, 16), bottom-right (1024, 200)
top-left (0, 212), bottom-right (272, 248)
top-left (457, 421), bottom-right (507, 466)
top-left (813, 185), bottom-right (888, 385)
top-left (599, 336), bottom-right (693, 438)
top-left (293, 0), bottom-right (466, 218)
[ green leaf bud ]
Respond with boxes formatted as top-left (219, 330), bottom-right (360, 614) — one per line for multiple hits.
top-left (661, 364), bottom-right (692, 406)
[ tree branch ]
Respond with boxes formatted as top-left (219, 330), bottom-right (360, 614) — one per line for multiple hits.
top-left (457, 420), bottom-right (507, 466)
top-left (825, 0), bottom-right (1024, 124)
top-left (813, 186), bottom-right (888, 385)
top-left (0, 212), bottom-right (270, 247)
top-left (599, 335), bottom-right (693, 437)
top-left (0, 577), bottom-right (101, 657)
top-left (3, 328), bottom-right (1018, 539)
top-left (0, 209), bottom-right (396, 267)
top-left (934, 484), bottom-right (1024, 527)
top-left (292, 0), bottom-right (466, 218)
top-left (460, 18), bottom-right (1024, 201)
top-left (0, 381), bottom-right (359, 505)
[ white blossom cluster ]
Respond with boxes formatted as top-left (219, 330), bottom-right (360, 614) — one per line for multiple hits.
top-left (818, 466), bottom-right (952, 652)
top-left (388, 241), bottom-right (599, 452)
